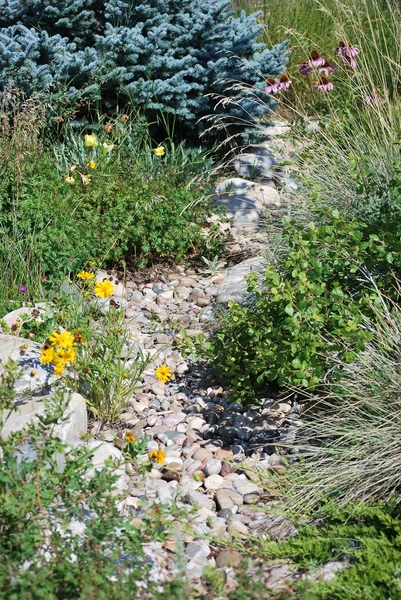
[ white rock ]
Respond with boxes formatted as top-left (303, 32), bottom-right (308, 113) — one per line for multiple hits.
top-left (204, 474), bottom-right (224, 491)
top-left (204, 459), bottom-right (222, 476)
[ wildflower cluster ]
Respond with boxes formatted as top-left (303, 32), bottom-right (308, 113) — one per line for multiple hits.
top-left (40, 329), bottom-right (83, 376)
top-left (75, 269), bottom-right (114, 299)
top-left (64, 134), bottom-right (115, 185)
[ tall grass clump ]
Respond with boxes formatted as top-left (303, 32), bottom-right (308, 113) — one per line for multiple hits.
top-left (288, 292), bottom-right (401, 508)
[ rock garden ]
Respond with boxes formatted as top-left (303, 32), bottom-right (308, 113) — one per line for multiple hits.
top-left (1, 0), bottom-right (401, 599)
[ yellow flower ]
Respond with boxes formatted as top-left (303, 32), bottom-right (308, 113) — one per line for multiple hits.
top-left (148, 449), bottom-right (166, 464)
top-left (125, 431), bottom-right (137, 443)
top-left (58, 347), bottom-right (77, 364)
top-left (40, 346), bottom-right (55, 365)
top-left (65, 176), bottom-right (75, 184)
top-left (30, 369), bottom-right (37, 377)
top-left (81, 174), bottom-right (91, 185)
top-left (49, 330), bottom-right (75, 348)
top-left (87, 161), bottom-right (97, 169)
top-left (102, 142), bottom-right (115, 152)
top-left (84, 134), bottom-right (98, 147)
top-left (153, 146), bottom-right (165, 157)
top-left (53, 361), bottom-right (66, 376)
top-left (77, 270), bottom-right (94, 280)
top-left (155, 365), bottom-right (172, 383)
top-left (94, 279), bottom-right (114, 298)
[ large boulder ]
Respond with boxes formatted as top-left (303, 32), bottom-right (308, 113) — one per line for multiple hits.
top-left (0, 334), bottom-right (87, 443)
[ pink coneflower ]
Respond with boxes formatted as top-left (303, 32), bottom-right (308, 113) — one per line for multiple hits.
top-left (342, 55), bottom-right (357, 69)
top-left (336, 40), bottom-right (360, 59)
top-left (306, 50), bottom-right (326, 69)
top-left (278, 74), bottom-right (292, 91)
top-left (264, 77), bottom-right (281, 94)
top-left (319, 60), bottom-right (339, 76)
top-left (316, 75), bottom-right (334, 92)
top-left (299, 61), bottom-right (312, 76)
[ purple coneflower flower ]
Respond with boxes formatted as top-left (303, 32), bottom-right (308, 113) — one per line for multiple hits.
top-left (264, 77), bottom-right (281, 94)
top-left (342, 55), bottom-right (357, 69)
top-left (336, 40), bottom-right (360, 59)
top-left (19, 285), bottom-right (27, 292)
top-left (306, 50), bottom-right (326, 69)
top-left (299, 61), bottom-right (312, 76)
top-left (316, 75), bottom-right (334, 92)
top-left (278, 74), bottom-right (292, 91)
top-left (319, 60), bottom-right (339, 76)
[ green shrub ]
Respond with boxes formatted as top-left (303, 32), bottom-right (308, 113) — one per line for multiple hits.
top-left (0, 361), bottom-right (176, 599)
top-left (211, 203), bottom-right (401, 399)
top-left (0, 151), bottom-right (217, 285)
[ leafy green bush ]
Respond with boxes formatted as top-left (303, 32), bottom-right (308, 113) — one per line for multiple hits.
top-left (211, 203), bottom-right (401, 398)
top-left (0, 150), bottom-right (218, 285)
top-left (0, 361), bottom-right (175, 599)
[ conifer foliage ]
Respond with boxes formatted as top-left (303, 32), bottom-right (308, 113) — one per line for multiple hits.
top-left (0, 0), bottom-right (288, 129)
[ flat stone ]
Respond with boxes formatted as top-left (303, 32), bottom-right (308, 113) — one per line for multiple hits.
top-left (162, 412), bottom-right (186, 428)
top-left (185, 489), bottom-right (216, 511)
top-left (215, 487), bottom-right (243, 510)
top-left (233, 145), bottom-right (276, 180)
top-left (216, 256), bottom-right (267, 304)
top-left (204, 474), bottom-right (224, 490)
top-left (233, 477), bottom-right (262, 503)
top-left (216, 549), bottom-right (243, 568)
top-left (227, 520), bottom-right (249, 539)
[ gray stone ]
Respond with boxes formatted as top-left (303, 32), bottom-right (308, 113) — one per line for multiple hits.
top-left (215, 177), bottom-right (280, 225)
top-left (216, 256), bottom-right (267, 304)
top-left (203, 459), bottom-right (222, 476)
top-left (185, 489), bottom-right (216, 511)
top-left (84, 441), bottom-right (129, 492)
top-left (227, 520), bottom-right (249, 539)
top-left (233, 145), bottom-right (276, 180)
top-left (163, 412), bottom-right (186, 428)
top-left (215, 487), bottom-right (243, 510)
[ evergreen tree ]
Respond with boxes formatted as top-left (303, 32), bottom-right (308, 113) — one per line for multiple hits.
top-left (0, 0), bottom-right (289, 133)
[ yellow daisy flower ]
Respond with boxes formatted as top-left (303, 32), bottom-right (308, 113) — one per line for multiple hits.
top-left (49, 330), bottom-right (75, 348)
top-left (148, 449), bottom-right (166, 464)
top-left (53, 361), bottom-right (66, 376)
top-left (40, 346), bottom-right (55, 365)
top-left (153, 146), bottom-right (165, 157)
top-left (94, 279), bottom-right (114, 298)
top-left (65, 176), bottom-right (75, 184)
top-left (87, 161), bottom-right (97, 169)
top-left (84, 134), bottom-right (99, 147)
top-left (77, 270), bottom-right (95, 280)
top-left (125, 431), bottom-right (137, 443)
top-left (155, 365), bottom-right (172, 383)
